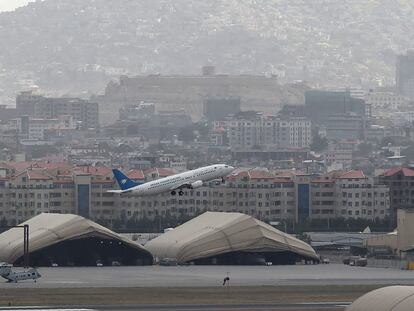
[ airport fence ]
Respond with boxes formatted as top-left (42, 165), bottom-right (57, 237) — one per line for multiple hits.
top-left (367, 258), bottom-right (407, 269)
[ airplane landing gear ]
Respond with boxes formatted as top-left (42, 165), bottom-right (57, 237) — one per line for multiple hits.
top-left (171, 190), bottom-right (176, 195)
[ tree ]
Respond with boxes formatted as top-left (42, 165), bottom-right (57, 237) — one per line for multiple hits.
top-left (310, 134), bottom-right (328, 152)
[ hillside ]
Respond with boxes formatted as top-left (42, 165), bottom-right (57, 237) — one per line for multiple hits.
top-left (0, 0), bottom-right (413, 105)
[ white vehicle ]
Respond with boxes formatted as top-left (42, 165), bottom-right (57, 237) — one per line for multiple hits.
top-left (1, 267), bottom-right (41, 283)
top-left (109, 164), bottom-right (234, 196)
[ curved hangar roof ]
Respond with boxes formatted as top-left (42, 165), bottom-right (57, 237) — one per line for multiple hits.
top-left (346, 286), bottom-right (414, 311)
top-left (146, 212), bottom-right (318, 263)
top-left (0, 213), bottom-right (152, 264)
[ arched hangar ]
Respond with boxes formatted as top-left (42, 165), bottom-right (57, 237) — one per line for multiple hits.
top-left (146, 212), bottom-right (319, 265)
top-left (346, 286), bottom-right (414, 311)
top-left (0, 213), bottom-right (153, 266)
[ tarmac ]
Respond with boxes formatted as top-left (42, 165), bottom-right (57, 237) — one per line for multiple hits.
top-left (1, 264), bottom-right (413, 288)
top-left (1, 264), bottom-right (413, 310)
top-left (0, 302), bottom-right (350, 310)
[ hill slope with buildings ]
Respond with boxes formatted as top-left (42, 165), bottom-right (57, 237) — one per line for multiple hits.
top-left (0, 0), bottom-right (413, 105)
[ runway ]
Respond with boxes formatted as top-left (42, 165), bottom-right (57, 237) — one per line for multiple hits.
top-left (1, 264), bottom-right (413, 288)
top-left (0, 302), bottom-right (350, 310)
top-left (1, 264), bottom-right (409, 310)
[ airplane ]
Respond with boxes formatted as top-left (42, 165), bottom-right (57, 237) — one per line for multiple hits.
top-left (109, 164), bottom-right (234, 196)
top-left (0, 266), bottom-right (41, 283)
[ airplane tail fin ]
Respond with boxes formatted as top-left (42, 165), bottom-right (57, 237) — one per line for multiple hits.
top-left (112, 169), bottom-right (143, 191)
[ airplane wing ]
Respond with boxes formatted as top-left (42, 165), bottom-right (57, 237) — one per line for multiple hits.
top-left (171, 180), bottom-right (203, 191)
top-left (170, 183), bottom-right (191, 191)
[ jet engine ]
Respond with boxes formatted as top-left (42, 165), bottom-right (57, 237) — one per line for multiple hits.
top-left (190, 180), bottom-right (203, 189)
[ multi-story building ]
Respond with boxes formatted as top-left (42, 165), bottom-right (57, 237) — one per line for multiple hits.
top-left (219, 112), bottom-right (311, 150)
top-left (377, 167), bottom-right (414, 224)
top-left (0, 162), bottom-right (391, 227)
top-left (9, 171), bottom-right (54, 224)
top-left (203, 97), bottom-right (241, 121)
top-left (8, 116), bottom-right (75, 140)
top-left (96, 71), bottom-right (302, 124)
top-left (335, 171), bottom-right (390, 220)
top-left (304, 90), bottom-right (366, 126)
top-left (325, 114), bottom-right (366, 140)
top-left (16, 91), bottom-right (99, 129)
top-left (323, 145), bottom-right (353, 169)
top-left (397, 51), bottom-right (414, 100)
top-left (365, 91), bottom-right (410, 118)
top-left (310, 173), bottom-right (337, 219)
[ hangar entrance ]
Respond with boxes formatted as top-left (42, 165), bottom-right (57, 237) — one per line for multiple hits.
top-left (192, 251), bottom-right (316, 265)
top-left (15, 236), bottom-right (153, 267)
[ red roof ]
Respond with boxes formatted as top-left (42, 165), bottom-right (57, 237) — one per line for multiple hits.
top-left (6, 161), bottom-right (38, 172)
top-left (381, 167), bottom-right (414, 177)
top-left (338, 170), bottom-right (366, 179)
top-left (274, 170), bottom-right (306, 178)
top-left (0, 162), bottom-right (14, 170)
top-left (227, 170), bottom-right (273, 180)
top-left (144, 168), bottom-right (177, 177)
top-left (127, 169), bottom-right (145, 180)
top-left (211, 127), bottom-right (226, 134)
top-left (27, 171), bottom-right (52, 180)
top-left (74, 166), bottom-right (112, 176)
top-left (247, 170), bottom-right (274, 180)
top-left (312, 171), bottom-right (344, 183)
top-left (13, 170), bottom-right (52, 181)
top-left (36, 162), bottom-right (71, 170)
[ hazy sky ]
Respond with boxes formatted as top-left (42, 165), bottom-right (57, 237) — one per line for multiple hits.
top-left (0, 0), bottom-right (36, 12)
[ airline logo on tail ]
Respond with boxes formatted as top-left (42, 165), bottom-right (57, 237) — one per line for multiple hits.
top-left (112, 169), bottom-right (144, 191)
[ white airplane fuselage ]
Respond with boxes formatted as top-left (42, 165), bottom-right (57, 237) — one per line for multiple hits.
top-left (118, 164), bottom-right (234, 196)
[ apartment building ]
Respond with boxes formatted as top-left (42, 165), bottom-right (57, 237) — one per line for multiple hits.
top-left (16, 91), bottom-right (99, 129)
top-left (216, 112), bottom-right (311, 150)
top-left (335, 171), bottom-right (390, 220)
top-left (7, 115), bottom-right (75, 140)
top-left (365, 91), bottom-right (410, 118)
top-left (0, 162), bottom-right (390, 227)
top-left (377, 167), bottom-right (414, 224)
